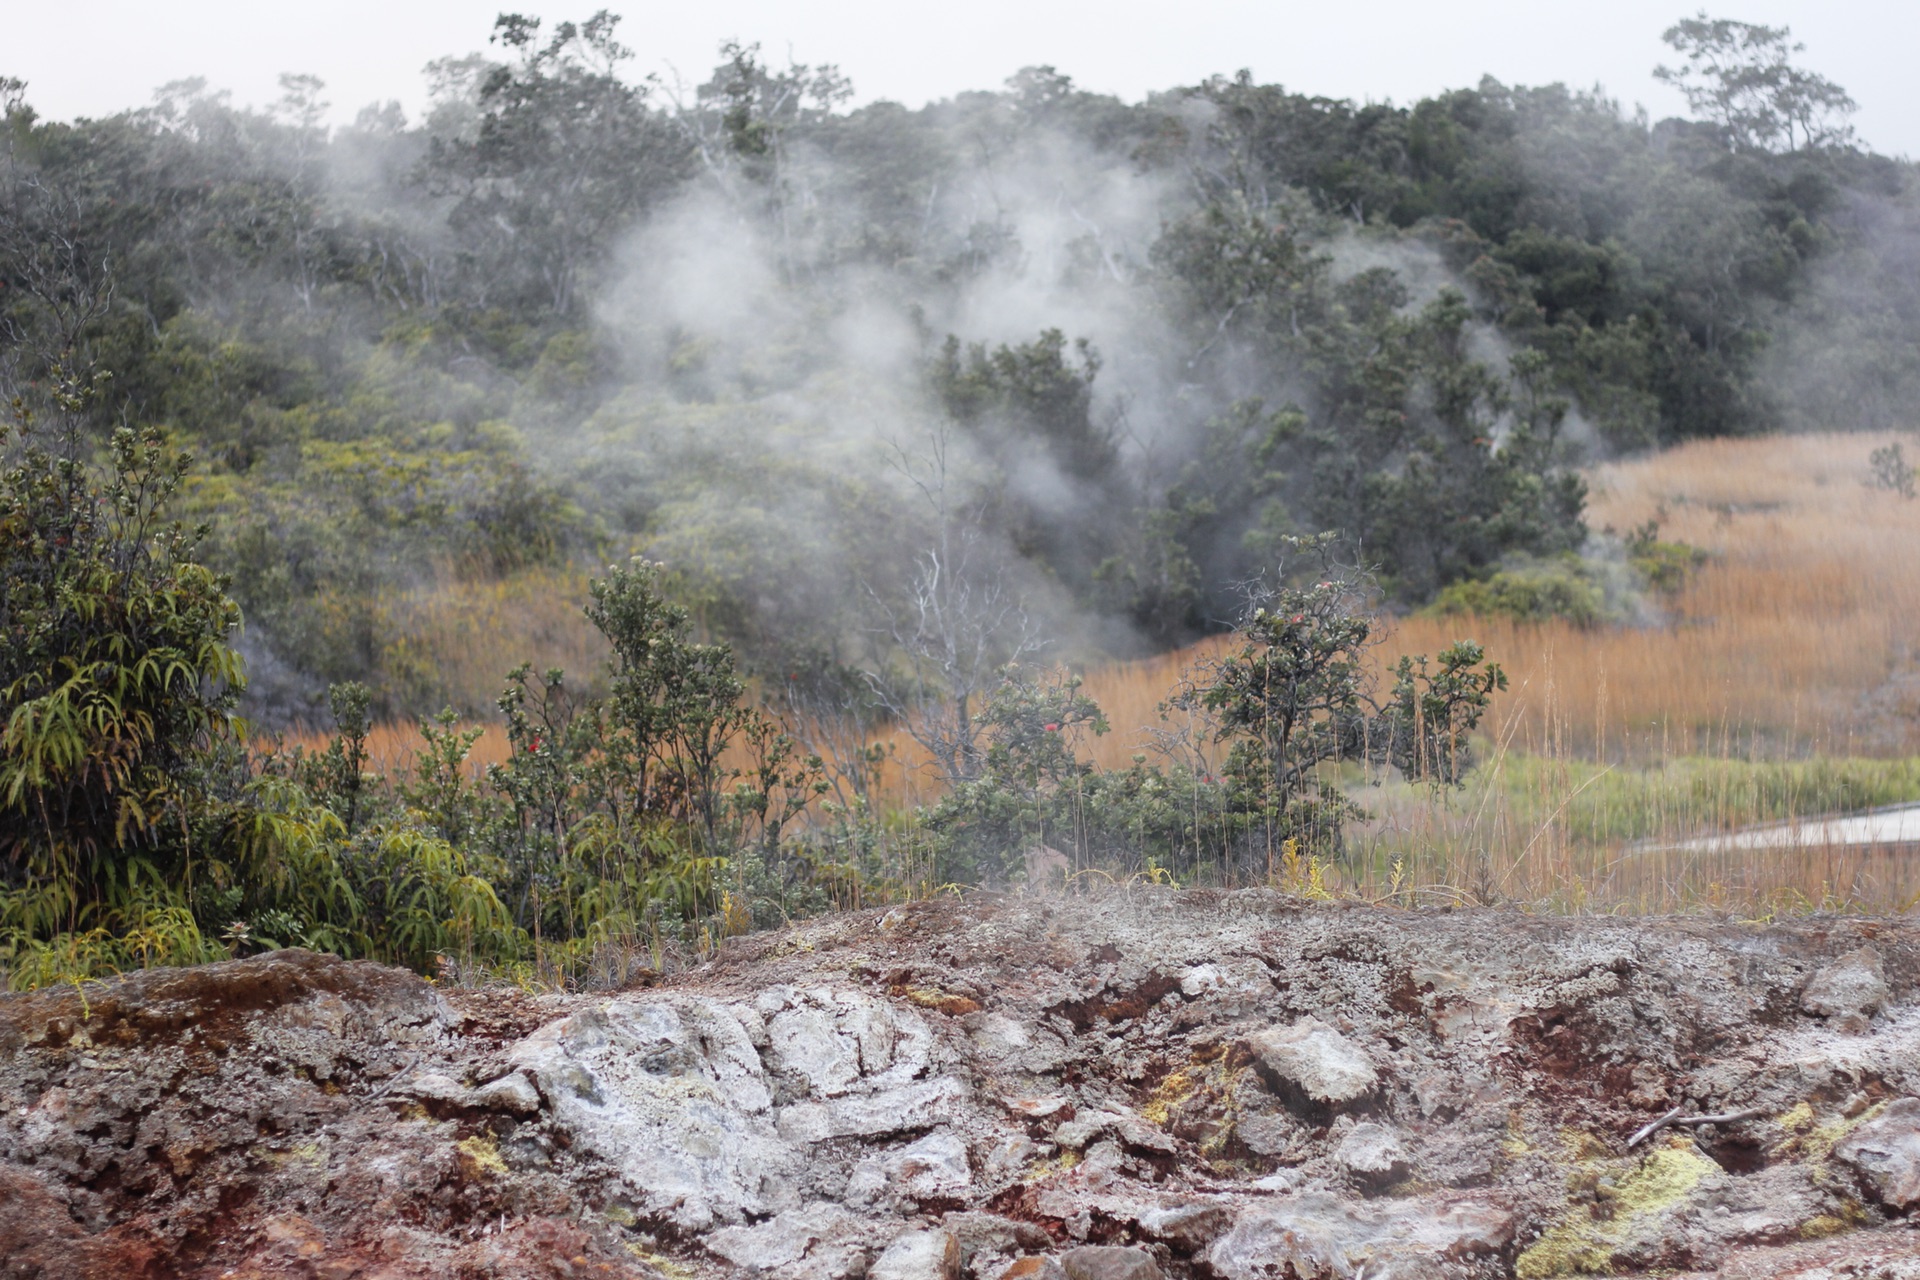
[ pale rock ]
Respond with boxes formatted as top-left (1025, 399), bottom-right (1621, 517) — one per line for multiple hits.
top-left (706, 1202), bottom-right (874, 1279)
top-left (851, 1129), bottom-right (973, 1205)
top-left (764, 988), bottom-right (934, 1094)
top-left (398, 1072), bottom-right (469, 1105)
top-left (870, 1229), bottom-right (962, 1280)
top-left (767, 1001), bottom-right (866, 1096)
top-left (999, 1259), bottom-right (1069, 1280)
top-left (894, 1129), bottom-right (973, 1196)
top-left (941, 1211), bottom-right (1054, 1257)
top-left (1060, 1244), bottom-right (1163, 1280)
top-left (506, 995), bottom-right (793, 1230)
top-left (1206, 1195), bottom-right (1354, 1280)
top-left (1802, 947), bottom-right (1889, 1031)
top-left (777, 1075), bottom-right (970, 1143)
top-left (1005, 1095), bottom-right (1073, 1121)
top-left (1180, 965), bottom-right (1224, 997)
top-left (1134, 1201), bottom-right (1232, 1251)
top-left (1234, 1102), bottom-right (1302, 1158)
top-left (1249, 1169), bottom-right (1301, 1193)
top-left (471, 1071), bottom-right (541, 1115)
top-left (1246, 1017), bottom-right (1380, 1107)
top-left (971, 1013), bottom-right (1070, 1073)
top-left (1052, 1116), bottom-right (1105, 1150)
top-left (1052, 1107), bottom-right (1176, 1155)
top-left (1207, 1194), bottom-right (1513, 1280)
top-left (1336, 1122), bottom-right (1411, 1184)
top-left (980, 1132), bottom-right (1041, 1183)
top-left (1834, 1096), bottom-right (1920, 1210)
top-left (1080, 1138), bottom-right (1126, 1189)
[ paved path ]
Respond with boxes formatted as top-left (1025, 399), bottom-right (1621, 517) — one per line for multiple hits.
top-left (1668, 802), bottom-right (1920, 852)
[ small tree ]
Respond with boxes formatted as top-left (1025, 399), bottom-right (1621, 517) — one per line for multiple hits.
top-left (587, 557), bottom-right (755, 848)
top-left (864, 424), bottom-right (1046, 787)
top-left (918, 666), bottom-right (1108, 886)
top-left (1869, 442), bottom-right (1916, 500)
top-left (1180, 537), bottom-right (1505, 862)
top-left (0, 366), bottom-right (246, 970)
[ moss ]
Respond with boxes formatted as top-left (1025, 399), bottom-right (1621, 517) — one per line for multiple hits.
top-left (1502, 1113), bottom-right (1534, 1158)
top-left (1022, 1150), bottom-right (1081, 1183)
top-left (455, 1134), bottom-right (508, 1179)
top-left (1776, 1101), bottom-right (1816, 1133)
top-left (1808, 1101), bottom-right (1886, 1163)
top-left (1141, 1067), bottom-right (1199, 1127)
top-left (1559, 1128), bottom-right (1611, 1161)
top-left (1515, 1139), bottom-right (1719, 1278)
top-left (625, 1243), bottom-right (697, 1279)
top-left (267, 1141), bottom-right (328, 1169)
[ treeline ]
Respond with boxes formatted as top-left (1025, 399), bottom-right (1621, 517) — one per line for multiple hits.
top-left (2, 15), bottom-right (1909, 717)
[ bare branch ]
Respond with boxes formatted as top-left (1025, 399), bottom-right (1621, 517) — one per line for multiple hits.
top-left (1627, 1106), bottom-right (1767, 1149)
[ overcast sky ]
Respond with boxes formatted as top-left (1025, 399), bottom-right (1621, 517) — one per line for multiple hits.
top-left (10, 1), bottom-right (1913, 157)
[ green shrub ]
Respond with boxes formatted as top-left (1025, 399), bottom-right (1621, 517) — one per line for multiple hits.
top-left (1427, 558), bottom-right (1607, 626)
top-left (1624, 521), bottom-right (1708, 594)
top-left (1, 370), bottom-right (254, 986)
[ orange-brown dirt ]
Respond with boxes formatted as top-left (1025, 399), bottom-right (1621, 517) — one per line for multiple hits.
top-left (4, 892), bottom-right (1920, 1278)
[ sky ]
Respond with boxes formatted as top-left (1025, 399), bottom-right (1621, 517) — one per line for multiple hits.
top-left (9, 1), bottom-right (1915, 157)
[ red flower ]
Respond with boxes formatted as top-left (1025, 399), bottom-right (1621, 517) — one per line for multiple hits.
top-left (1043, 723), bottom-right (1060, 732)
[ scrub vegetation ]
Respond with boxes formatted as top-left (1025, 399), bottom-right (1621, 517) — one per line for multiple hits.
top-left (4, 13), bottom-right (1918, 988)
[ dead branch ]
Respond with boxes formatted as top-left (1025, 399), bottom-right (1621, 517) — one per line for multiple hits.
top-left (1627, 1105), bottom-right (1767, 1148)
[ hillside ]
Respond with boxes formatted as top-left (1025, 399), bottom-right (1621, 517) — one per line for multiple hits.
top-left (6, 16), bottom-right (1918, 720)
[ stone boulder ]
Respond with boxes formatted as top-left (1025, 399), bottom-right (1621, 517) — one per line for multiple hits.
top-left (1835, 1097), bottom-right (1920, 1211)
top-left (1060, 1245), bottom-right (1164, 1280)
top-left (1207, 1193), bottom-right (1513, 1280)
top-left (705, 1202), bottom-right (875, 1279)
top-left (1802, 946), bottom-right (1889, 1032)
top-left (1336, 1122), bottom-right (1412, 1187)
top-left (870, 1228), bottom-right (962, 1280)
top-left (1245, 1017), bottom-right (1380, 1108)
top-left (507, 994), bottom-right (795, 1231)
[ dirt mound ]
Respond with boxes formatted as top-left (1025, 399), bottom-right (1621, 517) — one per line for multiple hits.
top-left (4, 893), bottom-right (1920, 1278)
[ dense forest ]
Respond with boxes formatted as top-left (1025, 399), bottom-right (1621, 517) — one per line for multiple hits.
top-left (2, 14), bottom-right (1915, 984)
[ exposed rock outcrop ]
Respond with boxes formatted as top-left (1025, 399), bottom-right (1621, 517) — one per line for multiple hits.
top-left (5, 892), bottom-right (1920, 1277)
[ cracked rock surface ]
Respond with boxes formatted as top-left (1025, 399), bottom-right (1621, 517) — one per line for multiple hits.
top-left (4, 890), bottom-right (1920, 1277)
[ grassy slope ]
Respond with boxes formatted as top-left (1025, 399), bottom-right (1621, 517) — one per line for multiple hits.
top-left (299, 432), bottom-right (1920, 912)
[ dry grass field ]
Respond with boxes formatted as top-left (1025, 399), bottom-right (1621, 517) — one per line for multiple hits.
top-left (866, 433), bottom-right (1920, 911)
top-left (1394, 430), bottom-right (1920, 760)
top-left (288, 432), bottom-right (1920, 913)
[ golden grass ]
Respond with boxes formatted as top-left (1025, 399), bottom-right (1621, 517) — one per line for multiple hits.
top-left (861, 433), bottom-right (1920, 910)
top-left (263, 719), bottom-right (514, 778)
top-left (874, 432), bottom-right (1920, 800)
top-left (292, 432), bottom-right (1920, 912)
top-left (381, 566), bottom-right (611, 717)
top-left (1384, 431), bottom-right (1920, 760)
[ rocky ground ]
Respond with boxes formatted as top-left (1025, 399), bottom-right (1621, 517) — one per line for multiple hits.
top-left (4, 889), bottom-right (1920, 1279)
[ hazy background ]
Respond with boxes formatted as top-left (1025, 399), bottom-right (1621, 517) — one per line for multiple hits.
top-left (16, 1), bottom-right (1915, 157)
